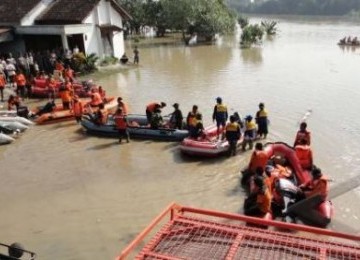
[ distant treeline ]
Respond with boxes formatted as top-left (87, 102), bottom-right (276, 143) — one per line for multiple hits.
top-left (227, 0), bottom-right (360, 16)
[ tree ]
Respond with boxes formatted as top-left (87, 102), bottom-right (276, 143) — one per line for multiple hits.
top-left (117, 0), bottom-right (147, 34)
top-left (261, 20), bottom-right (278, 35)
top-left (238, 15), bottom-right (249, 29)
top-left (240, 24), bottom-right (264, 48)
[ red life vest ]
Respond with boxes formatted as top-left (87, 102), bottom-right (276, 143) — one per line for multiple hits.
top-left (295, 145), bottom-right (313, 169)
top-left (146, 102), bottom-right (159, 113)
top-left (114, 114), bottom-right (127, 129)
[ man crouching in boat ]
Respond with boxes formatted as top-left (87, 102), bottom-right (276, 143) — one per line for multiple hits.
top-left (299, 167), bottom-right (329, 202)
top-left (244, 176), bottom-right (272, 217)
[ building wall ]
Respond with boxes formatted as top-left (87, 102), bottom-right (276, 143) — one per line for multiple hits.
top-left (97, 0), bottom-right (111, 25)
top-left (83, 11), bottom-right (104, 58)
top-left (109, 4), bottom-right (125, 58)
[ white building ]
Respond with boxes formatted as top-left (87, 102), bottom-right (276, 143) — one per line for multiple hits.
top-left (0, 0), bottom-right (131, 59)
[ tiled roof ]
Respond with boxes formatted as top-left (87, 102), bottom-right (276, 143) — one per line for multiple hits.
top-left (36, 0), bottom-right (101, 24)
top-left (0, 0), bottom-right (41, 24)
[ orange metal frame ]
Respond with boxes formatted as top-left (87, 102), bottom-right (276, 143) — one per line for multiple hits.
top-left (116, 203), bottom-right (360, 260)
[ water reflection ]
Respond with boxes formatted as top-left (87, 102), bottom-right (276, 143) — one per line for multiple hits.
top-left (240, 47), bottom-right (263, 64)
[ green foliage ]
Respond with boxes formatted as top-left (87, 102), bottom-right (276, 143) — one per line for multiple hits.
top-left (229, 0), bottom-right (360, 16)
top-left (240, 24), bottom-right (264, 48)
top-left (72, 53), bottom-right (99, 74)
top-left (238, 15), bottom-right (249, 29)
top-left (100, 56), bottom-right (119, 66)
top-left (261, 20), bottom-right (278, 35)
top-left (117, 0), bottom-right (147, 34)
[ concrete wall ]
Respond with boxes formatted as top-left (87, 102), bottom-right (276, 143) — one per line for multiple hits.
top-left (109, 3), bottom-right (125, 58)
top-left (83, 11), bottom-right (104, 58)
top-left (97, 0), bottom-right (111, 25)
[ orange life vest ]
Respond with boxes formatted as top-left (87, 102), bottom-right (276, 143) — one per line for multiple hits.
top-left (256, 188), bottom-right (272, 214)
top-left (305, 175), bottom-right (329, 200)
top-left (294, 130), bottom-right (311, 146)
top-left (16, 74), bottom-right (26, 86)
top-left (72, 101), bottom-right (83, 116)
top-left (249, 150), bottom-right (268, 172)
top-left (146, 102), bottom-right (159, 113)
top-left (91, 92), bottom-right (102, 106)
top-left (64, 69), bottom-right (74, 80)
top-left (0, 75), bottom-right (5, 88)
top-left (295, 145), bottom-right (313, 169)
top-left (114, 114), bottom-right (127, 129)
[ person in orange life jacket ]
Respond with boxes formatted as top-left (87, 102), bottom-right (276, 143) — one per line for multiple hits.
top-left (186, 105), bottom-right (200, 133)
top-left (64, 65), bottom-right (75, 82)
top-left (71, 95), bottom-right (83, 123)
top-left (47, 77), bottom-right (56, 101)
top-left (294, 122), bottom-right (311, 147)
top-left (98, 86), bottom-right (106, 101)
top-left (299, 167), bottom-right (329, 202)
top-left (212, 97), bottom-right (228, 137)
top-left (59, 78), bottom-right (72, 110)
top-left (242, 115), bottom-right (257, 151)
top-left (225, 115), bottom-right (241, 156)
top-left (113, 107), bottom-right (130, 143)
top-left (94, 103), bottom-right (108, 125)
top-left (15, 71), bottom-right (26, 98)
top-left (242, 142), bottom-right (268, 186)
top-left (146, 102), bottom-right (166, 123)
top-left (0, 71), bottom-right (6, 102)
top-left (169, 103), bottom-right (183, 129)
top-left (89, 88), bottom-right (103, 107)
top-left (117, 97), bottom-right (128, 115)
top-left (295, 138), bottom-right (313, 170)
top-left (256, 102), bottom-right (269, 139)
top-left (244, 176), bottom-right (272, 217)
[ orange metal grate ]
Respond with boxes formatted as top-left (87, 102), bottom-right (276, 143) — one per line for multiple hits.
top-left (117, 203), bottom-right (360, 260)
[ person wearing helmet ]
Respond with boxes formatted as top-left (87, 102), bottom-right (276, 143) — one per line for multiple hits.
top-left (212, 97), bottom-right (228, 138)
top-left (255, 102), bottom-right (269, 139)
top-left (225, 115), bottom-right (241, 156)
top-left (242, 115), bottom-right (257, 150)
top-left (294, 122), bottom-right (311, 147)
top-left (244, 176), bottom-right (272, 217)
top-left (299, 167), bottom-right (329, 201)
top-left (146, 101), bottom-right (166, 124)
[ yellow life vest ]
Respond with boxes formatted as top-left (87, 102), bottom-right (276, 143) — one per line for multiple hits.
top-left (188, 112), bottom-right (198, 126)
top-left (226, 122), bottom-right (239, 132)
top-left (216, 104), bottom-right (227, 113)
top-left (258, 109), bottom-right (268, 117)
top-left (246, 120), bottom-right (257, 130)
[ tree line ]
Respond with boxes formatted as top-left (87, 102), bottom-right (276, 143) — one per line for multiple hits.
top-left (227, 0), bottom-right (360, 16)
top-left (116, 0), bottom-right (236, 42)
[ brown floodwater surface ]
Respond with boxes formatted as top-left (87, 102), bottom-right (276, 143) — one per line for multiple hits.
top-left (0, 16), bottom-right (360, 259)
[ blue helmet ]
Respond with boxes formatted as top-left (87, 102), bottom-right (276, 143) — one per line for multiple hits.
top-left (216, 97), bottom-right (222, 102)
top-left (245, 115), bottom-right (252, 121)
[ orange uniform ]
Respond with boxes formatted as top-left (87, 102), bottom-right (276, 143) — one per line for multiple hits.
top-left (16, 73), bottom-right (26, 86)
top-left (294, 130), bottom-right (311, 146)
top-left (55, 62), bottom-right (64, 72)
top-left (303, 175), bottom-right (328, 201)
top-left (295, 145), bottom-right (313, 169)
top-left (64, 68), bottom-right (74, 81)
top-left (0, 74), bottom-right (6, 88)
top-left (72, 100), bottom-right (83, 117)
top-left (249, 150), bottom-right (268, 173)
top-left (146, 102), bottom-right (160, 113)
top-left (90, 92), bottom-right (102, 106)
top-left (256, 188), bottom-right (272, 214)
top-left (114, 114), bottom-right (127, 129)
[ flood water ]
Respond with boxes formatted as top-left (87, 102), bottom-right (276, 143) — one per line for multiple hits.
top-left (1, 16), bottom-right (360, 259)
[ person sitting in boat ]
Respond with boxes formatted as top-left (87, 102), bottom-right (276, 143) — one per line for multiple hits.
top-left (94, 103), bottom-right (108, 125)
top-left (225, 115), bottom-right (241, 156)
top-left (150, 108), bottom-right (164, 129)
top-left (244, 176), bottom-right (272, 217)
top-left (117, 97), bottom-right (128, 115)
top-left (255, 102), bottom-right (269, 139)
top-left (347, 36), bottom-right (352, 43)
top-left (352, 37), bottom-right (359, 45)
top-left (89, 88), bottom-right (103, 107)
top-left (294, 122), bottom-right (311, 147)
top-left (186, 105), bottom-right (200, 132)
top-left (169, 103), bottom-right (183, 129)
top-left (212, 97), bottom-right (228, 138)
top-left (242, 142), bottom-right (268, 186)
top-left (242, 115), bottom-right (257, 151)
top-left (295, 138), bottom-right (313, 170)
top-left (299, 167), bottom-right (328, 202)
top-left (35, 100), bottom-right (56, 116)
top-left (113, 107), bottom-right (130, 143)
top-left (189, 113), bottom-right (206, 139)
top-left (146, 102), bottom-right (166, 123)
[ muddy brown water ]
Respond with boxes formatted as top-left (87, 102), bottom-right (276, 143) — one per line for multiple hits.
top-left (0, 16), bottom-right (360, 259)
